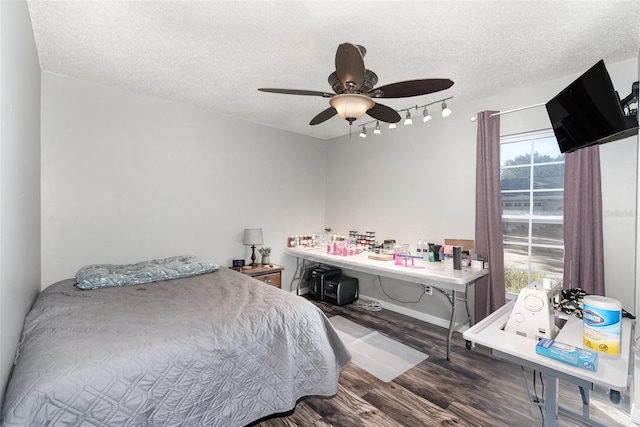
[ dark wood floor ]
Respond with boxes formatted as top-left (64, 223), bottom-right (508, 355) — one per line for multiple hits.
top-left (253, 298), bottom-right (631, 427)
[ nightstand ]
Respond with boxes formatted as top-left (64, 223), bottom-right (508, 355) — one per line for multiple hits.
top-left (231, 264), bottom-right (284, 289)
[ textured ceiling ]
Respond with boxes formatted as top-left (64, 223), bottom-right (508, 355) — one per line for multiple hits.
top-left (27, 0), bottom-right (640, 140)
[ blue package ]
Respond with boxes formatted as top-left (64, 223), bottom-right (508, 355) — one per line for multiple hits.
top-left (536, 338), bottom-right (598, 371)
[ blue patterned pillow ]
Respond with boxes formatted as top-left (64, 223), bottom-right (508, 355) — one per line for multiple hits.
top-left (76, 255), bottom-right (220, 290)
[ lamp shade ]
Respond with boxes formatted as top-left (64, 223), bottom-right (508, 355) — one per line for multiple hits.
top-left (243, 228), bottom-right (264, 246)
top-left (329, 94), bottom-right (375, 121)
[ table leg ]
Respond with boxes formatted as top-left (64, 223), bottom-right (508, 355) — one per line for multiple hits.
top-left (434, 282), bottom-right (477, 360)
top-left (291, 257), bottom-right (308, 296)
top-left (464, 282), bottom-right (473, 327)
top-left (557, 386), bottom-right (611, 427)
top-left (447, 290), bottom-right (456, 361)
top-left (544, 375), bottom-right (609, 427)
top-left (543, 376), bottom-right (560, 427)
top-left (432, 286), bottom-right (468, 360)
top-left (432, 287), bottom-right (456, 361)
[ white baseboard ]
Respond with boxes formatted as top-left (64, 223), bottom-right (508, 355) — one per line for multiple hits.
top-left (358, 293), bottom-right (452, 330)
top-left (289, 289), bottom-right (455, 331)
top-left (632, 404), bottom-right (640, 424)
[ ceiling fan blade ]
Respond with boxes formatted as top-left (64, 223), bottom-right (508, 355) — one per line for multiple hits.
top-left (335, 43), bottom-right (366, 90)
top-left (310, 107), bottom-right (337, 125)
top-left (366, 102), bottom-right (401, 123)
top-left (258, 88), bottom-right (333, 98)
top-left (371, 78), bottom-right (454, 98)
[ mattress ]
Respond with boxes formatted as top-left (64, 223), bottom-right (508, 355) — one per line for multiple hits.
top-left (1, 267), bottom-right (350, 426)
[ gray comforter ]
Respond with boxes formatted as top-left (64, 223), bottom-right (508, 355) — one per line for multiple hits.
top-left (1, 268), bottom-right (350, 426)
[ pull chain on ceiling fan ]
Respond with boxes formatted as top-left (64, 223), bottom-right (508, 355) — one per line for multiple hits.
top-left (258, 42), bottom-right (454, 126)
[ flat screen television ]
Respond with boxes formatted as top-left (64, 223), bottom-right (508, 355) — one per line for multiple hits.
top-left (545, 60), bottom-right (637, 153)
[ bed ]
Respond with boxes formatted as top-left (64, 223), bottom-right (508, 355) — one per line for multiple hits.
top-left (1, 256), bottom-right (350, 426)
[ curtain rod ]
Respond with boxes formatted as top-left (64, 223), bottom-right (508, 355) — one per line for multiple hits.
top-left (491, 102), bottom-right (546, 117)
top-left (471, 102), bottom-right (545, 121)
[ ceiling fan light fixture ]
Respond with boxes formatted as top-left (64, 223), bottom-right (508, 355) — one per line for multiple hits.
top-left (329, 94), bottom-right (375, 123)
top-left (404, 110), bottom-right (413, 125)
top-left (442, 101), bottom-right (452, 117)
top-left (423, 108), bottom-right (432, 123)
top-left (374, 121), bottom-right (381, 134)
top-left (259, 43), bottom-right (454, 128)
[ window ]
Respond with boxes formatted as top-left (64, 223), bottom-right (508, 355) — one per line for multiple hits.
top-left (501, 130), bottom-right (564, 295)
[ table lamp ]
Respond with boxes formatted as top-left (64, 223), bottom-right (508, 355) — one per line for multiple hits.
top-left (243, 228), bottom-right (264, 267)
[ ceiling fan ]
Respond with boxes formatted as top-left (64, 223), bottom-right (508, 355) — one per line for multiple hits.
top-left (258, 42), bottom-right (454, 126)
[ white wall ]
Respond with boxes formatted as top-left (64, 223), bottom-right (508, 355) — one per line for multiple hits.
top-left (0, 0), bottom-right (42, 407)
top-left (631, 48), bottom-right (640, 426)
top-left (323, 57), bottom-right (638, 325)
top-left (40, 72), bottom-right (326, 290)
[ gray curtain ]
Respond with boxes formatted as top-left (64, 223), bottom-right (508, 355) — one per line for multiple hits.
top-left (563, 145), bottom-right (605, 295)
top-left (474, 111), bottom-right (505, 322)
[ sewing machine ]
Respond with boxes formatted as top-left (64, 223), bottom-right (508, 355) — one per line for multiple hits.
top-left (464, 296), bottom-right (632, 427)
top-left (504, 279), bottom-right (563, 340)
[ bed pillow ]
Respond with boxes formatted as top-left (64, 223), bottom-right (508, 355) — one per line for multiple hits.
top-left (76, 255), bottom-right (220, 290)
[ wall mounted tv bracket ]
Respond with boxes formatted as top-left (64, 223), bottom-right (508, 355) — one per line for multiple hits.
top-left (620, 81), bottom-right (639, 119)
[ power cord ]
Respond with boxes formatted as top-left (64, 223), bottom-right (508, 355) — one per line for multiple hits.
top-left (353, 298), bottom-right (382, 312)
top-left (534, 370), bottom-right (544, 426)
top-left (521, 366), bottom-right (545, 426)
top-left (351, 272), bottom-right (429, 312)
top-left (377, 275), bottom-right (429, 304)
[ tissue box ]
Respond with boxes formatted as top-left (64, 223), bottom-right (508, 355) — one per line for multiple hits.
top-left (536, 338), bottom-right (598, 371)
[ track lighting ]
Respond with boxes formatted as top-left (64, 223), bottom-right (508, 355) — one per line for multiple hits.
top-left (441, 101), bottom-right (452, 117)
top-left (404, 110), bottom-right (413, 125)
top-left (355, 96), bottom-right (452, 134)
top-left (423, 108), bottom-right (432, 123)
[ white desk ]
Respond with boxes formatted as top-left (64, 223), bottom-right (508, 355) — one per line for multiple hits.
top-left (463, 300), bottom-right (634, 427)
top-left (284, 247), bottom-right (488, 360)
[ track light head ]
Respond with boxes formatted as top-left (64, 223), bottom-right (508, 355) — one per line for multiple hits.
top-left (423, 108), bottom-right (432, 123)
top-left (359, 125), bottom-right (367, 138)
top-left (404, 110), bottom-right (413, 125)
top-left (374, 121), bottom-right (381, 134)
top-left (389, 122), bottom-right (396, 129)
top-left (442, 101), bottom-right (452, 117)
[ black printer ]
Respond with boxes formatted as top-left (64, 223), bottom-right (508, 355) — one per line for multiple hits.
top-left (308, 266), bottom-right (341, 300)
top-left (323, 275), bottom-right (358, 306)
